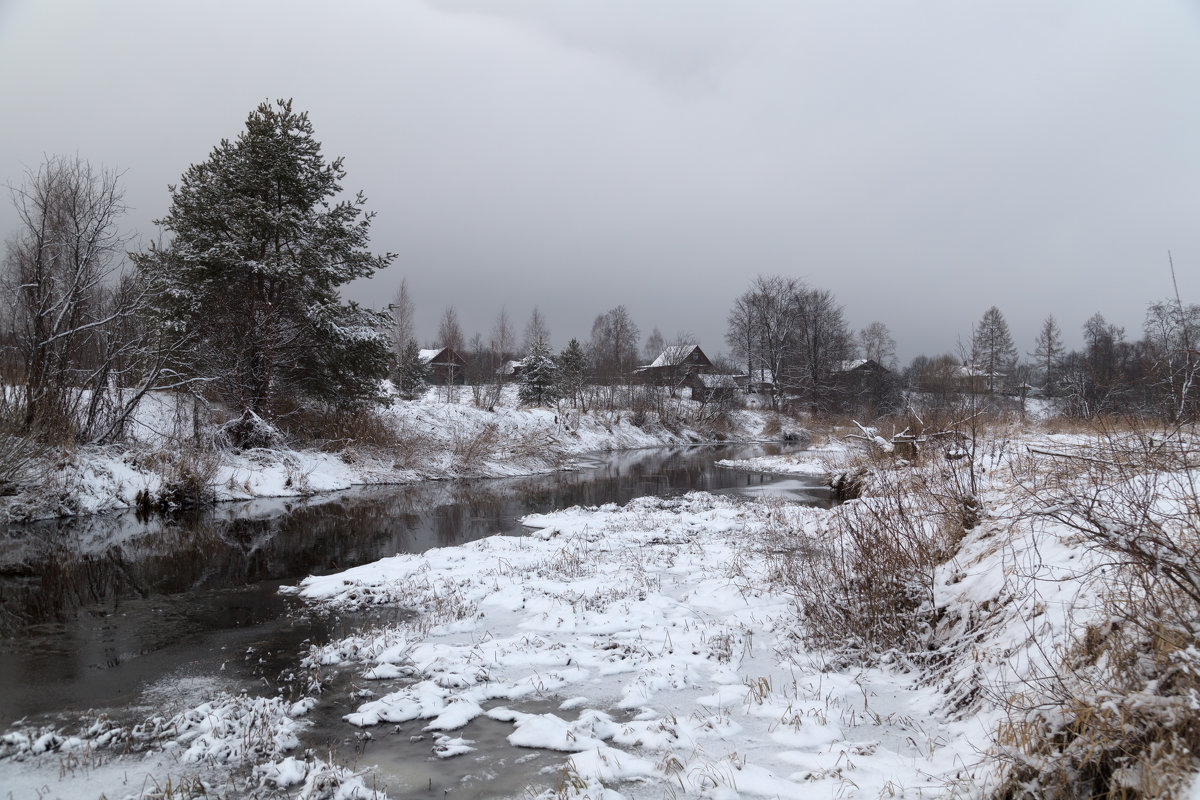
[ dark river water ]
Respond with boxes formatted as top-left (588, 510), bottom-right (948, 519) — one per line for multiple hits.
top-left (0, 443), bottom-right (826, 787)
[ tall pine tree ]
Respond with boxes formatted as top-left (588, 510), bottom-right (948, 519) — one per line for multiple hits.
top-left (134, 100), bottom-right (394, 416)
top-left (1030, 315), bottom-right (1064, 394)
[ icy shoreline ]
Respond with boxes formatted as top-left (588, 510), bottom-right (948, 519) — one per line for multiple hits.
top-left (287, 491), bottom-right (968, 798)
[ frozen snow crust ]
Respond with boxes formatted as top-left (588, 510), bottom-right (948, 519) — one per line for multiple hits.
top-left (0, 692), bottom-right (378, 800)
top-left (283, 422), bottom-right (1200, 798)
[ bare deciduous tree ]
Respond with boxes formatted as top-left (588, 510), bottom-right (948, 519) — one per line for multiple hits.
top-left (789, 287), bottom-right (853, 411)
top-left (1, 155), bottom-right (164, 442)
top-left (725, 291), bottom-right (756, 381)
top-left (726, 275), bottom-right (802, 409)
top-left (437, 306), bottom-right (464, 353)
top-left (1144, 296), bottom-right (1200, 422)
top-left (589, 305), bottom-right (639, 409)
top-left (1030, 314), bottom-right (1064, 395)
top-left (643, 327), bottom-right (665, 364)
top-left (478, 307), bottom-right (515, 410)
top-left (857, 321), bottom-right (897, 369)
top-left (971, 306), bottom-right (1017, 393)
top-left (390, 278), bottom-right (415, 356)
top-left (522, 306), bottom-right (550, 354)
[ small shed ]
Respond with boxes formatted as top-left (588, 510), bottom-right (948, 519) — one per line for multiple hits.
top-left (687, 373), bottom-right (740, 404)
top-left (734, 368), bottom-right (776, 395)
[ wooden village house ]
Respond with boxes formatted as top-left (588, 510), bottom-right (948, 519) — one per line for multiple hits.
top-left (419, 347), bottom-right (468, 385)
top-left (687, 372), bottom-right (740, 405)
top-left (636, 345), bottom-right (712, 393)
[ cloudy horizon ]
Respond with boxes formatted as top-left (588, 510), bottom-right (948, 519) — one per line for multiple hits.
top-left (2, 1), bottom-right (1198, 365)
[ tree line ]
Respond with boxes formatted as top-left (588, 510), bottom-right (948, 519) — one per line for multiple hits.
top-left (2, 99), bottom-right (1197, 455)
top-left (905, 298), bottom-right (1199, 423)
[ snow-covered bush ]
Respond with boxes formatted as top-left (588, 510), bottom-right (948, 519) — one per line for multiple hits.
top-left (775, 455), bottom-right (972, 664)
top-left (131, 442), bottom-right (221, 513)
top-left (992, 419), bottom-right (1200, 798)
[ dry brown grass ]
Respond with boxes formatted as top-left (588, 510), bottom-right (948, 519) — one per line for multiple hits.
top-left (277, 405), bottom-right (402, 452)
top-left (993, 613), bottom-right (1200, 800)
top-left (990, 418), bottom-right (1200, 799)
top-left (132, 443), bottom-right (221, 513)
top-left (766, 445), bottom-right (977, 664)
top-left (451, 421), bottom-right (500, 465)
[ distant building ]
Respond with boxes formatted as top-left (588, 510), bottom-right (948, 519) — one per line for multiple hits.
top-left (498, 359), bottom-right (525, 378)
top-left (733, 368), bottom-right (776, 396)
top-left (419, 347), bottom-right (468, 385)
top-left (635, 345), bottom-right (713, 395)
top-left (951, 364), bottom-right (999, 394)
top-left (835, 359), bottom-right (902, 413)
top-left (687, 372), bottom-right (740, 405)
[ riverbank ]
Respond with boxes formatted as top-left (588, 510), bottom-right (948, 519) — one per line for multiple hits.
top-left (0, 387), bottom-right (805, 521)
top-left (7, 417), bottom-right (1195, 798)
top-left (0, 444), bottom-right (829, 799)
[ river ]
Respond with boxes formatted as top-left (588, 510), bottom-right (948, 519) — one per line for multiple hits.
top-left (0, 443), bottom-right (826, 794)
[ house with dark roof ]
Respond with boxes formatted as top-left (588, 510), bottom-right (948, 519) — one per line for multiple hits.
top-left (686, 372), bottom-right (740, 405)
top-left (635, 345), bottom-right (713, 395)
top-left (419, 347), bottom-right (468, 385)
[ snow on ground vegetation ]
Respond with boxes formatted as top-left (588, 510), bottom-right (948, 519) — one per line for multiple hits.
top-left (279, 416), bottom-right (1200, 798)
top-left (0, 386), bottom-right (785, 521)
top-left (4, 414), bottom-right (1199, 799)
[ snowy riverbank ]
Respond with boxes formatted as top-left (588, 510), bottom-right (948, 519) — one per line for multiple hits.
top-left (0, 387), bottom-right (799, 521)
top-left (5, 418), bottom-right (1198, 798)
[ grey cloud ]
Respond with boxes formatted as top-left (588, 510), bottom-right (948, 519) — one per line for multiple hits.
top-left (1, 1), bottom-right (1197, 363)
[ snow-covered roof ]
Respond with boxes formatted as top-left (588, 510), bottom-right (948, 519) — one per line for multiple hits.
top-left (693, 374), bottom-right (739, 389)
top-left (645, 345), bottom-right (699, 369)
top-left (955, 364), bottom-right (1002, 379)
top-left (420, 347), bottom-right (466, 366)
top-left (739, 368), bottom-right (776, 385)
top-left (499, 359), bottom-right (525, 376)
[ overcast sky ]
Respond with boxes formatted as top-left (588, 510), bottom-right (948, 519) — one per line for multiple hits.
top-left (2, 1), bottom-right (1198, 363)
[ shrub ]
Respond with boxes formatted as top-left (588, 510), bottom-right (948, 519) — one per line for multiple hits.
top-left (992, 418), bottom-right (1200, 798)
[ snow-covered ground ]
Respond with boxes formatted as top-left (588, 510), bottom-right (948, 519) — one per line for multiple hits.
top-left (2, 387), bottom-right (789, 521)
top-left (287, 491), bottom-right (979, 798)
top-left (4, 419), bottom-right (1197, 798)
top-left (716, 444), bottom-right (848, 478)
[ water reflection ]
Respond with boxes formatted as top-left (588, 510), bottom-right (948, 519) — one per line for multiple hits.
top-left (0, 443), bottom-right (823, 726)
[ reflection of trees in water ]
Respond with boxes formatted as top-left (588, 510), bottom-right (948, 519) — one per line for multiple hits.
top-left (0, 444), bottom-right (810, 635)
top-left (0, 502), bottom-right (419, 635)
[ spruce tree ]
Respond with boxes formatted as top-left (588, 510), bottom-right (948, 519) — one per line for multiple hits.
top-left (556, 338), bottom-right (587, 409)
top-left (133, 100), bottom-right (394, 416)
top-left (519, 335), bottom-right (558, 407)
top-left (396, 338), bottom-right (430, 400)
